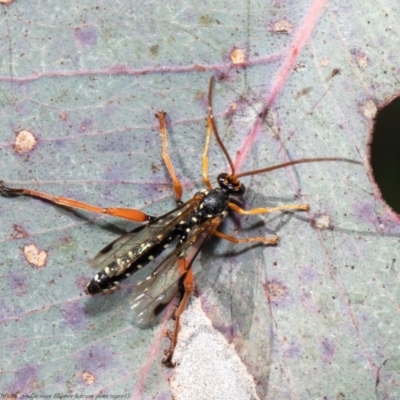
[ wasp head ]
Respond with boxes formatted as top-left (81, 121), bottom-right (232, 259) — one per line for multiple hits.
top-left (217, 173), bottom-right (246, 196)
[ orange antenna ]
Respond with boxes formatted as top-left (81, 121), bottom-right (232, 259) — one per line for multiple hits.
top-left (207, 77), bottom-right (361, 180)
top-left (234, 157), bottom-right (361, 179)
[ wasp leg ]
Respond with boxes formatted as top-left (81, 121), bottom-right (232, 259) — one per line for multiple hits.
top-left (155, 111), bottom-right (183, 204)
top-left (220, 201), bottom-right (309, 244)
top-left (228, 201), bottom-right (309, 215)
top-left (214, 230), bottom-right (279, 245)
top-left (162, 257), bottom-right (194, 368)
top-left (0, 181), bottom-right (152, 222)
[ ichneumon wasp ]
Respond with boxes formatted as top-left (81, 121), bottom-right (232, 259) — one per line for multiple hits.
top-left (0, 77), bottom-right (359, 367)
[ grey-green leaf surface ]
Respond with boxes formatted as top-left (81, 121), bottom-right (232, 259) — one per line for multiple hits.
top-left (0, 1), bottom-right (398, 399)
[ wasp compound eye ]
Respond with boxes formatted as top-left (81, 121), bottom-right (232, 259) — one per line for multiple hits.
top-left (217, 173), bottom-right (229, 186)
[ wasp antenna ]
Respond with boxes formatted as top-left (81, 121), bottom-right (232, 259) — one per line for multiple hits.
top-left (208, 76), bottom-right (236, 176)
top-left (234, 157), bottom-right (361, 179)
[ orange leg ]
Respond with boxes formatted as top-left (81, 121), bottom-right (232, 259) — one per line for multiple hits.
top-left (155, 111), bottom-right (183, 203)
top-left (214, 230), bottom-right (279, 245)
top-left (162, 257), bottom-right (194, 368)
top-left (0, 181), bottom-right (151, 222)
top-left (201, 116), bottom-right (213, 190)
top-left (216, 201), bottom-right (310, 245)
top-left (228, 201), bottom-right (309, 215)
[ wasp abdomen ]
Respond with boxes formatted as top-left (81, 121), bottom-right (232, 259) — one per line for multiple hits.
top-left (85, 236), bottom-right (176, 294)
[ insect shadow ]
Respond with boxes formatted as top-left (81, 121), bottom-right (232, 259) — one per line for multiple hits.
top-left (195, 186), bottom-right (297, 339)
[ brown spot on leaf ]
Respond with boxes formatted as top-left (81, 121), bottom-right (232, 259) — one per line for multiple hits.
top-left (11, 224), bottom-right (28, 239)
top-left (263, 280), bottom-right (288, 302)
top-left (149, 44), bottom-right (159, 57)
top-left (199, 14), bottom-right (212, 26)
top-left (151, 162), bottom-right (160, 173)
top-left (296, 87), bottom-right (312, 99)
top-left (330, 68), bottom-right (341, 78)
top-left (294, 62), bottom-right (306, 72)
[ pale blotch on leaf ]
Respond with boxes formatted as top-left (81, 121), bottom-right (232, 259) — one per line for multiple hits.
top-left (82, 372), bottom-right (95, 385)
top-left (170, 298), bottom-right (259, 399)
top-left (357, 54), bottom-right (369, 69)
top-left (229, 102), bottom-right (237, 113)
top-left (320, 58), bottom-right (330, 67)
top-left (274, 19), bottom-right (292, 33)
top-left (230, 48), bottom-right (245, 64)
top-left (360, 99), bottom-right (377, 119)
top-left (314, 214), bottom-right (332, 230)
top-left (14, 130), bottom-right (37, 153)
top-left (23, 244), bottom-right (47, 268)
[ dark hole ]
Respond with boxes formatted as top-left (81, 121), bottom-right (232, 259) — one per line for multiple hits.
top-left (370, 97), bottom-right (400, 214)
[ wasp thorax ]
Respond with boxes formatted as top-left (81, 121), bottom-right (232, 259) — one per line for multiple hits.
top-left (217, 173), bottom-right (246, 196)
top-left (201, 188), bottom-right (229, 215)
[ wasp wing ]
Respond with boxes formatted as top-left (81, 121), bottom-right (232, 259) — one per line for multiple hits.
top-left (130, 217), bottom-right (222, 324)
top-left (89, 197), bottom-right (202, 277)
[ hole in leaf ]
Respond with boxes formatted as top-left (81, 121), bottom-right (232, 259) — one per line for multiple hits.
top-left (370, 97), bottom-right (400, 214)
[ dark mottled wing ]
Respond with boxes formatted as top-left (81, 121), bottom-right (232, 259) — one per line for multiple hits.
top-left (130, 217), bottom-right (222, 324)
top-left (89, 198), bottom-right (202, 276)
